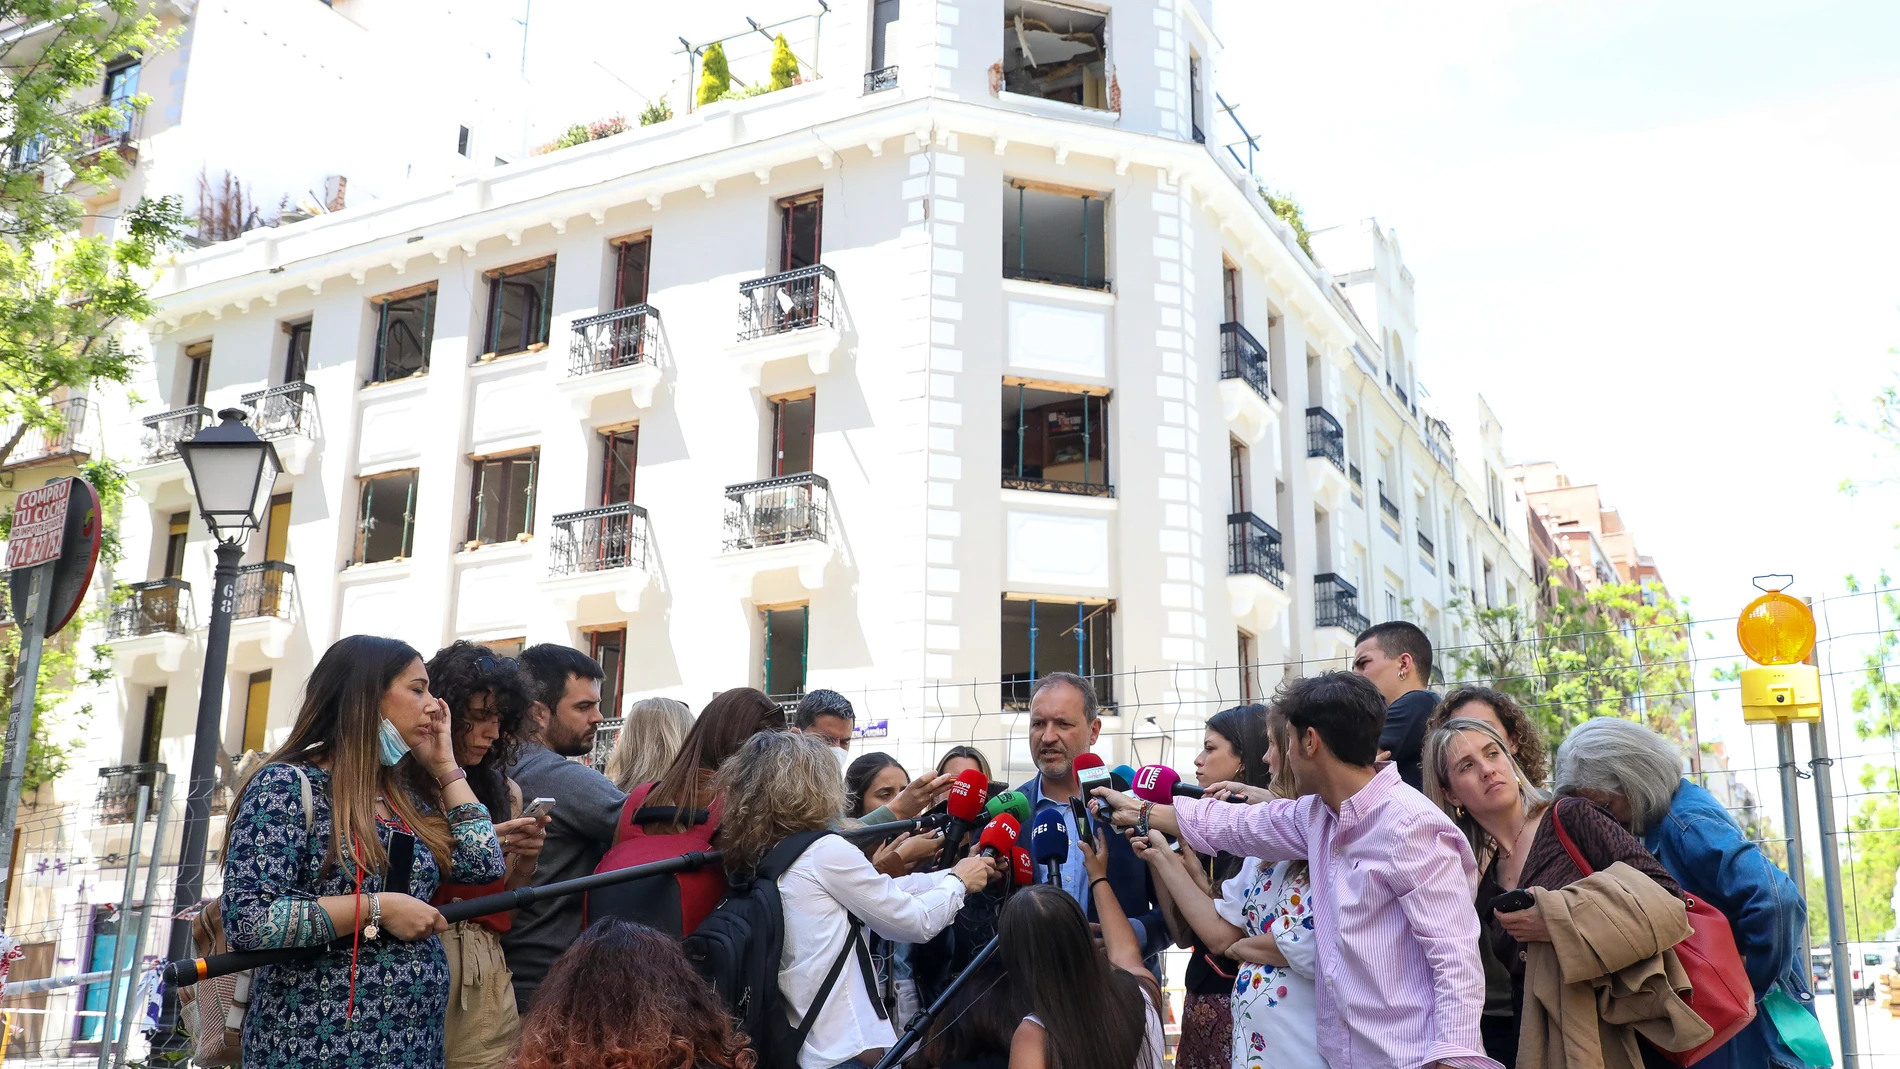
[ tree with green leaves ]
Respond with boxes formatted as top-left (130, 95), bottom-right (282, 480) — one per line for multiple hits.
top-left (769, 33), bottom-right (799, 90)
top-left (697, 42), bottom-right (732, 107)
top-left (1443, 560), bottom-right (1697, 750)
top-left (1261, 188), bottom-right (1313, 259)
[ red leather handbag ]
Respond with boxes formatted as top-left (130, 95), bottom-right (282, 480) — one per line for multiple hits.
top-left (1551, 798), bottom-right (1757, 1066)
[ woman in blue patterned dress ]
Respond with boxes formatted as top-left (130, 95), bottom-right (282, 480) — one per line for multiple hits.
top-left (221, 635), bottom-right (505, 1068)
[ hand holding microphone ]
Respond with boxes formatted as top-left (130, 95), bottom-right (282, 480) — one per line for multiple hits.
top-left (939, 768), bottom-right (991, 864)
top-left (1205, 779), bottom-right (1274, 804)
top-left (1133, 764), bottom-right (1251, 804)
top-left (975, 813), bottom-right (1021, 860)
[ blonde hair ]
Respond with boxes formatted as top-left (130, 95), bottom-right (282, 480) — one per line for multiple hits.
top-left (710, 731), bottom-right (846, 875)
top-left (1422, 717), bottom-right (1550, 859)
top-left (606, 696), bottom-right (695, 793)
top-left (1262, 705), bottom-right (1308, 882)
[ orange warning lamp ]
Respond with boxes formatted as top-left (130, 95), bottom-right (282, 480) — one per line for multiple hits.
top-left (1737, 580), bottom-right (1821, 723)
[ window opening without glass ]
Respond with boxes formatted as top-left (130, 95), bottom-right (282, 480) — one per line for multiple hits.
top-left (283, 321), bottom-right (311, 383)
top-left (137, 687), bottom-right (165, 766)
top-left (1001, 596), bottom-right (1113, 708)
top-left (780, 194), bottom-right (823, 272)
top-left (1001, 381), bottom-right (1110, 496)
top-left (772, 394), bottom-right (816, 477)
top-left (184, 341), bottom-right (211, 406)
top-left (613, 236), bottom-right (650, 310)
top-left (590, 629), bottom-right (626, 719)
top-left (372, 284), bottom-right (436, 383)
top-left (1002, 0), bottom-right (1109, 109)
top-left (870, 0), bottom-right (901, 72)
top-left (242, 671), bottom-right (271, 755)
top-left (468, 449), bottom-right (540, 546)
top-left (356, 470), bottom-right (418, 563)
top-left (762, 604), bottom-right (809, 703)
top-left (601, 427), bottom-right (638, 506)
top-left (1003, 180), bottom-right (1108, 290)
top-left (162, 511), bottom-right (188, 578)
top-left (484, 260), bottom-right (556, 357)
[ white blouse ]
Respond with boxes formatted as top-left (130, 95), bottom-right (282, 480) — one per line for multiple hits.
top-left (777, 833), bottom-right (968, 1069)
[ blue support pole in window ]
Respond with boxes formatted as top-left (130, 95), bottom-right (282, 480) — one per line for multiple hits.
top-left (1081, 391), bottom-right (1090, 488)
top-left (1028, 599), bottom-right (1038, 687)
top-left (1076, 601), bottom-right (1086, 680)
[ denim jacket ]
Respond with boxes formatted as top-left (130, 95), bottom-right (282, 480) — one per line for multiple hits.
top-left (1643, 780), bottom-right (1818, 1069)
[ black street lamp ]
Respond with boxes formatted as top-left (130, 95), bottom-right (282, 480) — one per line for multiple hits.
top-left (154, 407), bottom-right (281, 1047)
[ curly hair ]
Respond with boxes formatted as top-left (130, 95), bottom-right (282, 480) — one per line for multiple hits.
top-left (425, 640), bottom-right (534, 820)
top-left (710, 730), bottom-right (845, 875)
top-left (1428, 684), bottom-right (1550, 787)
top-left (510, 918), bottom-right (755, 1069)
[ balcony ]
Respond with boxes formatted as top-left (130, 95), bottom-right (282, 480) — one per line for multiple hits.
top-left (229, 561), bottom-right (297, 669)
top-left (715, 473), bottom-right (833, 594)
top-left (542, 502), bottom-right (652, 616)
top-left (1305, 407), bottom-right (1350, 510)
top-left (864, 66), bottom-right (898, 93)
top-left (240, 383), bottom-right (320, 475)
top-left (729, 264), bottom-right (841, 385)
top-left (97, 763), bottom-right (163, 826)
top-left (107, 578), bottom-right (192, 682)
top-left (1227, 512), bottom-right (1291, 635)
top-left (79, 105), bottom-right (140, 163)
top-left (0, 397), bottom-right (95, 470)
top-left (1218, 322), bottom-right (1280, 445)
top-left (559, 304), bottom-right (665, 414)
top-left (133, 405), bottom-right (212, 505)
top-left (1379, 492), bottom-right (1401, 523)
top-left (1417, 530), bottom-right (1436, 575)
top-left (1314, 572), bottom-right (1369, 661)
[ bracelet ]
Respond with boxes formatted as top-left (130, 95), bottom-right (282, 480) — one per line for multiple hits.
top-left (437, 767), bottom-right (468, 789)
top-left (1137, 801), bottom-right (1153, 837)
top-left (363, 892), bottom-right (382, 940)
top-left (1089, 877), bottom-right (1111, 896)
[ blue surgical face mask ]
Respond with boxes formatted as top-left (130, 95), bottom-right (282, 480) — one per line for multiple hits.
top-left (377, 717), bottom-right (411, 767)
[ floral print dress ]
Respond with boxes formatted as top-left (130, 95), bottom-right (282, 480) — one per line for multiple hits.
top-left (222, 763), bottom-right (504, 1068)
top-left (1216, 858), bottom-right (1325, 1069)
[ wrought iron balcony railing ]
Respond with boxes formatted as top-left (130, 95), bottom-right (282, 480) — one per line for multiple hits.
top-left (723, 473), bottom-right (829, 552)
top-left (589, 717), bottom-right (623, 771)
top-left (548, 501), bottom-right (649, 576)
top-left (1227, 512), bottom-right (1285, 589)
top-left (1417, 530), bottom-right (1435, 558)
top-left (1348, 463), bottom-right (1362, 487)
top-left (139, 405), bottom-right (212, 464)
top-left (1, 397), bottom-right (92, 468)
top-left (107, 578), bottom-right (191, 639)
top-left (1314, 572), bottom-right (1369, 634)
top-left (1219, 322), bottom-right (1274, 404)
top-left (240, 382), bottom-right (319, 442)
top-left (1305, 407), bottom-right (1344, 472)
top-left (570, 304), bottom-right (663, 376)
top-left (234, 561), bottom-right (295, 620)
top-left (737, 264), bottom-right (838, 342)
top-left (1192, 122), bottom-right (1206, 144)
top-left (864, 66), bottom-right (898, 93)
top-left (1379, 492), bottom-right (1401, 522)
top-left (97, 763), bottom-right (163, 825)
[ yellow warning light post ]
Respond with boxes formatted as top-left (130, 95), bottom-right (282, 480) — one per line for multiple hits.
top-left (1737, 584), bottom-right (1822, 723)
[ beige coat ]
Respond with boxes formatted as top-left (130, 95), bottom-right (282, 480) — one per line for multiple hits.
top-left (1517, 862), bottom-right (1713, 1069)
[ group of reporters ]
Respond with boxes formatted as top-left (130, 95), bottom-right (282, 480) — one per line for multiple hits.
top-left (215, 620), bottom-right (1818, 1069)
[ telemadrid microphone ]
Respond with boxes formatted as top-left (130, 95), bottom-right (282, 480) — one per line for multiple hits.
top-left (941, 768), bottom-right (990, 862)
top-left (1011, 846), bottom-right (1035, 887)
top-left (1073, 752), bottom-right (1110, 795)
top-left (1030, 810), bottom-right (1069, 884)
top-left (986, 790), bottom-right (1030, 826)
top-left (1111, 765), bottom-right (1137, 792)
top-left (976, 814), bottom-right (1021, 860)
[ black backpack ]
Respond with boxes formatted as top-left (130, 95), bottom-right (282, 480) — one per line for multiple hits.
top-left (683, 830), bottom-right (886, 1069)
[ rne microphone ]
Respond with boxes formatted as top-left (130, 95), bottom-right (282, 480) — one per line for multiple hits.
top-left (1011, 846), bottom-right (1035, 887)
top-left (941, 768), bottom-right (991, 862)
top-left (976, 813), bottom-right (1021, 860)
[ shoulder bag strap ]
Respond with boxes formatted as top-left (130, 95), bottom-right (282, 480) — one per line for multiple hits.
top-left (288, 764), bottom-right (314, 833)
top-left (1549, 797), bottom-right (1593, 876)
top-left (789, 916), bottom-right (871, 1053)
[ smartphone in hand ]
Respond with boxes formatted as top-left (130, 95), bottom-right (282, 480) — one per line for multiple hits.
top-left (520, 797), bottom-right (557, 821)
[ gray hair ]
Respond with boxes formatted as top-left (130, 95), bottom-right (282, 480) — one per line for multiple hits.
top-left (605, 696), bottom-right (695, 793)
top-left (1421, 717), bottom-right (1549, 859)
top-left (1553, 717), bottom-right (1684, 834)
top-left (1031, 671), bottom-right (1099, 722)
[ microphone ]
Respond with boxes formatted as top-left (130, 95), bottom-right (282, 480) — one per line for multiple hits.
top-left (1111, 765), bottom-right (1136, 792)
top-left (975, 814), bottom-right (1021, 860)
top-left (1011, 846), bottom-right (1035, 887)
top-left (1030, 810), bottom-right (1068, 884)
top-left (985, 790), bottom-right (1030, 826)
top-left (1131, 764), bottom-right (1199, 802)
top-left (941, 768), bottom-right (990, 861)
top-left (1073, 752), bottom-right (1110, 795)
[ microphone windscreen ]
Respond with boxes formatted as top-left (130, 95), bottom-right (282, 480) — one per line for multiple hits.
top-left (1072, 752), bottom-right (1105, 773)
top-left (1132, 764), bottom-right (1181, 805)
top-left (1111, 765), bottom-right (1137, 792)
top-left (1030, 813), bottom-right (1069, 864)
top-left (1073, 752), bottom-right (1110, 791)
top-left (987, 790), bottom-right (1031, 825)
top-left (945, 768), bottom-right (990, 821)
top-left (1011, 846), bottom-right (1035, 887)
top-left (977, 813), bottom-right (1021, 856)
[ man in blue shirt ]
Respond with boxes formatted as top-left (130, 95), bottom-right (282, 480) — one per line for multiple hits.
top-left (1014, 671), bottom-right (1167, 966)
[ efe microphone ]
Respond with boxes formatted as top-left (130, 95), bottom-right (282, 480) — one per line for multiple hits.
top-left (1030, 810), bottom-right (1069, 884)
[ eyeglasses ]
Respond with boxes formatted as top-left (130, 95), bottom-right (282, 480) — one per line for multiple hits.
top-left (475, 655), bottom-right (517, 674)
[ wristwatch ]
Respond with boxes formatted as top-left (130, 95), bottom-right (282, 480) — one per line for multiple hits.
top-left (363, 892), bottom-right (382, 940)
top-left (437, 767), bottom-right (468, 789)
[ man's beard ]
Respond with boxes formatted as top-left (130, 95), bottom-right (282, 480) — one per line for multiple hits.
top-left (548, 720), bottom-right (596, 758)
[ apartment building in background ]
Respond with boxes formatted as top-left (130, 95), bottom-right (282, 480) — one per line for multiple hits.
top-left (1512, 460), bottom-right (1669, 603)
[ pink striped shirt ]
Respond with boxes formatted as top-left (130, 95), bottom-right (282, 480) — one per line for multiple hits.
top-left (1176, 764), bottom-right (1499, 1069)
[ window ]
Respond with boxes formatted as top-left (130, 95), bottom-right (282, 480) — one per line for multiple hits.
top-left (1002, 180), bottom-right (1108, 290)
top-left (1003, 381), bottom-right (1110, 496)
top-left (372, 284), bottom-right (436, 383)
top-left (241, 671), bottom-right (271, 755)
top-left (1000, 596), bottom-right (1113, 708)
top-left (613, 236), bottom-right (650, 310)
top-left (457, 125), bottom-right (472, 157)
top-left (137, 687), bottom-right (165, 765)
top-left (780, 194), bottom-right (823, 272)
top-left (103, 57), bottom-right (139, 140)
top-left (1188, 53), bottom-right (1204, 142)
top-left (283, 320), bottom-right (311, 383)
top-left (772, 393), bottom-right (815, 477)
top-left (184, 341), bottom-right (211, 406)
top-left (601, 427), bottom-right (638, 505)
top-left (467, 450), bottom-right (540, 546)
top-left (263, 493), bottom-right (291, 562)
top-left (1237, 630), bottom-right (1257, 702)
top-left (1229, 437), bottom-right (1248, 514)
top-left (762, 604), bottom-right (809, 701)
top-left (1001, 1), bottom-right (1108, 110)
top-left (356, 470), bottom-right (418, 563)
top-left (486, 637), bottom-right (527, 660)
top-left (1482, 558), bottom-right (1497, 609)
top-left (162, 511), bottom-right (188, 577)
top-left (870, 0), bottom-right (901, 71)
top-left (589, 629), bottom-right (626, 719)
top-left (1222, 259), bottom-right (1240, 323)
top-left (483, 259), bottom-right (556, 357)
top-left (1385, 589), bottom-right (1400, 621)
